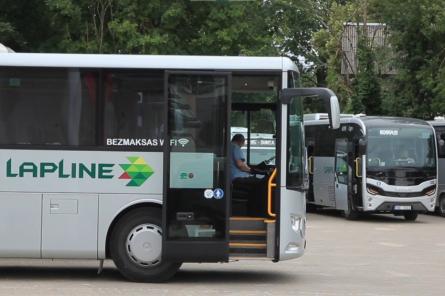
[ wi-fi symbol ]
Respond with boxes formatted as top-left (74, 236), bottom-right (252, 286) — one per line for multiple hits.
top-left (178, 138), bottom-right (189, 147)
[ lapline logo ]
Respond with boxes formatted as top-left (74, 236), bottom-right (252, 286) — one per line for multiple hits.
top-left (119, 156), bottom-right (154, 187)
top-left (6, 156), bottom-right (155, 187)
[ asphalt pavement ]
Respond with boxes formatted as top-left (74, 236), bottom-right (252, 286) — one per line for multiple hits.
top-left (0, 211), bottom-right (443, 296)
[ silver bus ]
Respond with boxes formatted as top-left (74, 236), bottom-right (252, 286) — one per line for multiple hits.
top-left (0, 53), bottom-right (340, 282)
top-left (428, 119), bottom-right (445, 216)
top-left (305, 115), bottom-right (437, 221)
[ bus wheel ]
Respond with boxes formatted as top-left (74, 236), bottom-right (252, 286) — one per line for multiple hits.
top-left (110, 207), bottom-right (181, 282)
top-left (403, 211), bottom-right (418, 221)
top-left (343, 199), bottom-right (359, 220)
top-left (438, 196), bottom-right (445, 217)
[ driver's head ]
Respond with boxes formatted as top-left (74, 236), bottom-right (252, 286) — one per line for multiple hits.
top-left (231, 134), bottom-right (246, 147)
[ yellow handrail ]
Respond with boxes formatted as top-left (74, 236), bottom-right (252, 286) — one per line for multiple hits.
top-left (354, 157), bottom-right (362, 178)
top-left (267, 168), bottom-right (277, 218)
top-left (308, 156), bottom-right (314, 175)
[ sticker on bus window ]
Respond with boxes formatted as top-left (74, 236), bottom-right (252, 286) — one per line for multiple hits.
top-left (379, 130), bottom-right (398, 136)
top-left (213, 188), bottom-right (224, 199)
top-left (204, 189), bottom-right (214, 199)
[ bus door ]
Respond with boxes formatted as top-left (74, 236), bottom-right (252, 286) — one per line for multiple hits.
top-left (162, 71), bottom-right (231, 262)
top-left (334, 138), bottom-right (353, 211)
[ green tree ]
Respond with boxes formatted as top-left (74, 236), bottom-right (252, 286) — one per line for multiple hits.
top-left (0, 0), bottom-right (325, 68)
top-left (373, 0), bottom-right (445, 119)
top-left (313, 1), bottom-right (356, 109)
top-left (350, 23), bottom-right (382, 115)
top-left (313, 0), bottom-right (383, 115)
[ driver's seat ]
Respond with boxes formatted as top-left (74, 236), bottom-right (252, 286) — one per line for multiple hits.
top-left (231, 184), bottom-right (249, 216)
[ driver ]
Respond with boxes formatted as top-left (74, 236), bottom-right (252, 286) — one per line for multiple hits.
top-left (398, 147), bottom-right (415, 164)
top-left (231, 134), bottom-right (264, 214)
top-left (231, 134), bottom-right (252, 180)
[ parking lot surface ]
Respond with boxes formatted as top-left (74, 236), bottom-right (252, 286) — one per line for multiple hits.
top-left (0, 212), bottom-right (444, 296)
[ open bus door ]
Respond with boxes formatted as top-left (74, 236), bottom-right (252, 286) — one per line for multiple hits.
top-left (162, 71), bottom-right (231, 262)
top-left (278, 88), bottom-right (340, 260)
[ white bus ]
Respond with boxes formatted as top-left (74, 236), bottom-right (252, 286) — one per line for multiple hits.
top-left (305, 115), bottom-right (437, 221)
top-left (428, 119), bottom-right (445, 216)
top-left (0, 53), bottom-right (340, 282)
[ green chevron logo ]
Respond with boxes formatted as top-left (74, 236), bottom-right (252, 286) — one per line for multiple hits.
top-left (119, 156), bottom-right (154, 187)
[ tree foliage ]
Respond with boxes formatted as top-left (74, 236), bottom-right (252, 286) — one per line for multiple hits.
top-left (1, 0), bottom-right (445, 119)
top-left (0, 0), bottom-right (322, 59)
top-left (372, 0), bottom-right (445, 119)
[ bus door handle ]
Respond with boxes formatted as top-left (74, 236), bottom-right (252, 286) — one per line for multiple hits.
top-left (354, 157), bottom-right (362, 178)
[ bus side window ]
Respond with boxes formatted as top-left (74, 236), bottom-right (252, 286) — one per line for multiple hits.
top-left (103, 70), bottom-right (164, 149)
top-left (0, 67), bottom-right (96, 146)
top-left (335, 152), bottom-right (348, 184)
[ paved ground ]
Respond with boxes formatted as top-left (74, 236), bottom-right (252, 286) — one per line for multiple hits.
top-left (0, 211), bottom-right (444, 296)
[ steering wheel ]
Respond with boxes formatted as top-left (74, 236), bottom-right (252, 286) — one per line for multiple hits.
top-left (250, 156), bottom-right (276, 176)
top-left (368, 157), bottom-right (381, 166)
top-left (265, 155), bottom-right (276, 165)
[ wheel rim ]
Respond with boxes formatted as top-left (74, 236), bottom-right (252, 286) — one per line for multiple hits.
top-left (126, 223), bottom-right (162, 267)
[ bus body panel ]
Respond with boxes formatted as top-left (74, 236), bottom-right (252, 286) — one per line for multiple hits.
top-left (313, 157), bottom-right (335, 207)
top-left (429, 121), bottom-right (445, 210)
top-left (0, 149), bottom-right (164, 259)
top-left (42, 193), bottom-right (98, 259)
top-left (278, 96), bottom-right (305, 260)
top-left (0, 192), bottom-right (41, 257)
top-left (0, 150), bottom-right (164, 194)
top-left (279, 188), bottom-right (306, 260)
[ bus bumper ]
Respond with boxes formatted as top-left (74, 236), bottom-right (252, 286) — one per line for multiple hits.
top-left (363, 194), bottom-right (436, 213)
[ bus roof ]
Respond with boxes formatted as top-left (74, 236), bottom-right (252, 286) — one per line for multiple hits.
top-left (304, 115), bottom-right (431, 134)
top-left (358, 116), bottom-right (431, 128)
top-left (428, 119), bottom-right (445, 127)
top-left (0, 53), bottom-right (299, 72)
top-left (305, 115), bottom-right (429, 126)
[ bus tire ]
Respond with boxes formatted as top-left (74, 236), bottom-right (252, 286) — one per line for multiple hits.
top-left (343, 199), bottom-right (359, 220)
top-left (109, 207), bottom-right (181, 282)
top-left (403, 211), bottom-right (418, 221)
top-left (437, 196), bottom-right (445, 217)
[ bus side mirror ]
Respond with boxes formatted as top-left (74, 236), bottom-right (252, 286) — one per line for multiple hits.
top-left (328, 95), bottom-right (340, 130)
top-left (439, 139), bottom-right (445, 147)
top-left (280, 87), bottom-right (341, 129)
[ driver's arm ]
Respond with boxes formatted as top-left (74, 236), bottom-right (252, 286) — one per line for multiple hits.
top-left (236, 159), bottom-right (251, 173)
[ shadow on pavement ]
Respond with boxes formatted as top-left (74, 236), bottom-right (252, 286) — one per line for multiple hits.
top-left (0, 266), bottom-right (123, 281)
top-left (172, 269), bottom-right (295, 284)
top-left (308, 208), bottom-right (428, 224)
top-left (0, 266), bottom-right (296, 284)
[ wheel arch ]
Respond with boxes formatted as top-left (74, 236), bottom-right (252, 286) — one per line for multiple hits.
top-left (105, 201), bottom-right (162, 258)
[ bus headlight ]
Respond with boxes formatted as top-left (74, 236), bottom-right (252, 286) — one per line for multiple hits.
top-left (291, 215), bottom-right (306, 237)
top-left (366, 185), bottom-right (379, 195)
top-left (291, 215), bottom-right (301, 233)
top-left (425, 187), bottom-right (436, 196)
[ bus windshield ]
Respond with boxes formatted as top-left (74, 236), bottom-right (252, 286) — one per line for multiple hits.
top-left (367, 126), bottom-right (436, 171)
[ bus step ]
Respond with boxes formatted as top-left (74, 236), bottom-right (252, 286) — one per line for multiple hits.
top-left (229, 230), bottom-right (266, 242)
top-left (229, 253), bottom-right (269, 259)
top-left (229, 216), bottom-right (267, 231)
top-left (229, 242), bottom-right (267, 255)
top-left (229, 242), bottom-right (266, 248)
